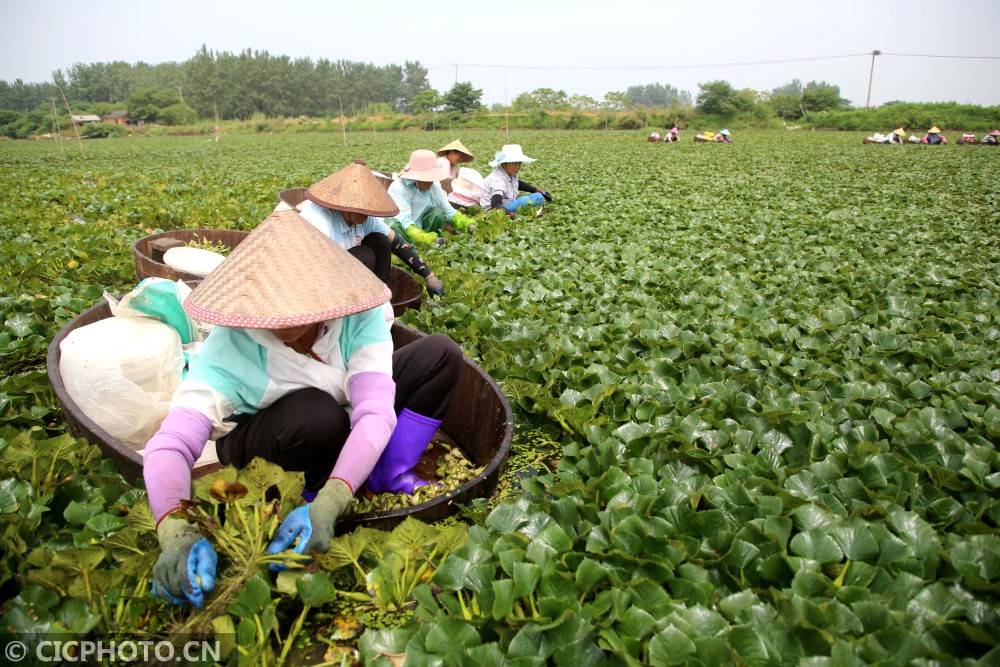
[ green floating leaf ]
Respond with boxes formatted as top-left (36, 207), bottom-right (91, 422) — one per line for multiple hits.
top-left (790, 530), bottom-right (844, 564)
top-left (296, 571), bottom-right (336, 608)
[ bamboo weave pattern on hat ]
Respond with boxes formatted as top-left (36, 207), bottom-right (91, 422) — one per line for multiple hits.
top-left (306, 161), bottom-right (399, 217)
top-left (184, 209), bottom-right (391, 328)
top-left (437, 140), bottom-right (474, 162)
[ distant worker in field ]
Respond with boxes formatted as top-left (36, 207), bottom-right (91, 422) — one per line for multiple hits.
top-left (694, 130), bottom-right (715, 142)
top-left (714, 129), bottom-right (733, 143)
top-left (436, 140), bottom-right (475, 193)
top-left (921, 127), bottom-right (947, 145)
top-left (863, 128), bottom-right (905, 144)
top-left (647, 131), bottom-right (661, 143)
top-left (480, 144), bottom-right (553, 216)
top-left (665, 125), bottom-right (680, 142)
top-left (293, 160), bottom-right (445, 297)
top-left (385, 149), bottom-right (476, 247)
top-left (980, 130), bottom-right (999, 145)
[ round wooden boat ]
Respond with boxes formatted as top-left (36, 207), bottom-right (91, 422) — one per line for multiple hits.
top-left (46, 302), bottom-right (513, 530)
top-left (132, 228), bottom-right (422, 317)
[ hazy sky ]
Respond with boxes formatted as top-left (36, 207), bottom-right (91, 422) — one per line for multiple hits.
top-left (2, 0), bottom-right (998, 106)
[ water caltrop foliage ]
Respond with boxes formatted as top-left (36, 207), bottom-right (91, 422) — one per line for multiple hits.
top-left (1, 131), bottom-right (998, 665)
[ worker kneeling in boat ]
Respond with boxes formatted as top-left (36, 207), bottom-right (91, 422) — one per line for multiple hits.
top-left (480, 144), bottom-right (552, 217)
top-left (295, 160), bottom-right (445, 298)
top-left (144, 210), bottom-right (462, 607)
top-left (384, 150), bottom-right (476, 247)
top-left (921, 127), bottom-right (947, 145)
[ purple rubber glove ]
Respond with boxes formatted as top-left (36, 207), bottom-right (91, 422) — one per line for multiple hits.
top-left (143, 408), bottom-right (213, 522)
top-left (330, 373), bottom-right (396, 494)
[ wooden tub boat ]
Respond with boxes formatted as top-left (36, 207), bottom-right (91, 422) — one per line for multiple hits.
top-left (132, 227), bottom-right (422, 318)
top-left (47, 302), bottom-right (513, 530)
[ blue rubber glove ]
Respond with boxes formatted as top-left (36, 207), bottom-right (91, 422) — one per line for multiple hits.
top-left (151, 516), bottom-right (217, 608)
top-left (267, 479), bottom-right (352, 572)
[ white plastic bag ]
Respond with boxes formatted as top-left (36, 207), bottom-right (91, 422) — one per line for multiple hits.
top-left (60, 316), bottom-right (184, 447)
top-left (105, 278), bottom-right (205, 343)
top-left (448, 167), bottom-right (484, 207)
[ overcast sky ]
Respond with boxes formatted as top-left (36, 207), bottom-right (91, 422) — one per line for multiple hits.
top-left (2, 0), bottom-right (998, 106)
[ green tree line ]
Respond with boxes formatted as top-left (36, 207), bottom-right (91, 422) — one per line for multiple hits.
top-left (3, 47), bottom-right (997, 138)
top-left (0, 45), bottom-right (435, 118)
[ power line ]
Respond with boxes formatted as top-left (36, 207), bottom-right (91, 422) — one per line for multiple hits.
top-left (881, 52), bottom-right (1000, 60)
top-left (436, 53), bottom-right (870, 72)
top-left (427, 51), bottom-right (1000, 73)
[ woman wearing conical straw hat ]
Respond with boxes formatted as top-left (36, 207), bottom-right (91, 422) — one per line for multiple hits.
top-left (480, 144), bottom-right (552, 217)
top-left (436, 139), bottom-right (474, 192)
top-left (921, 126), bottom-right (947, 145)
top-left (292, 160), bottom-right (445, 297)
top-left (144, 210), bottom-right (462, 607)
top-left (384, 149), bottom-right (476, 246)
top-left (982, 129), bottom-right (1000, 145)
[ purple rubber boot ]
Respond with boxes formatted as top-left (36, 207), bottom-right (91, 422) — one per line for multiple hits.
top-left (365, 408), bottom-right (441, 494)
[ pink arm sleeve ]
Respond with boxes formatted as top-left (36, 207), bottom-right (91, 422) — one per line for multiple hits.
top-left (330, 372), bottom-right (397, 493)
top-left (143, 407), bottom-right (213, 524)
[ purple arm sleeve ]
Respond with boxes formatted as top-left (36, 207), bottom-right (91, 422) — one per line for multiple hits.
top-left (143, 407), bottom-right (213, 524)
top-left (331, 372), bottom-right (397, 493)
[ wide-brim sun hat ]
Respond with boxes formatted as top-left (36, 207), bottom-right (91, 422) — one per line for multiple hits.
top-left (928, 127), bottom-right (942, 134)
top-left (893, 128), bottom-right (905, 135)
top-left (489, 144), bottom-right (536, 168)
top-left (306, 160), bottom-right (399, 217)
top-left (399, 149), bottom-right (449, 182)
top-left (989, 130), bottom-right (1000, 136)
top-left (436, 140), bottom-right (474, 163)
top-left (720, 129), bottom-right (731, 136)
top-left (184, 209), bottom-right (391, 329)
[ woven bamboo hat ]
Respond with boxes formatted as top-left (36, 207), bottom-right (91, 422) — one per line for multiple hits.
top-left (437, 140), bottom-right (474, 163)
top-left (184, 209), bottom-right (391, 329)
top-left (928, 126), bottom-right (942, 134)
top-left (305, 160), bottom-right (399, 217)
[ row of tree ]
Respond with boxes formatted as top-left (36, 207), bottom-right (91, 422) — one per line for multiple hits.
top-left (503, 80), bottom-right (847, 118)
top-left (0, 44), bottom-right (850, 126)
top-left (0, 46), bottom-right (442, 119)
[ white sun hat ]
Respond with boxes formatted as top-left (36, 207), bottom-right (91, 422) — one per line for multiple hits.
top-left (489, 144), bottom-right (536, 168)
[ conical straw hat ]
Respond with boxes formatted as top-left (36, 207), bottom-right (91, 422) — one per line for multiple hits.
top-left (184, 209), bottom-right (391, 329)
top-left (437, 140), bottom-right (474, 162)
top-left (306, 160), bottom-right (399, 217)
top-left (929, 126), bottom-right (941, 134)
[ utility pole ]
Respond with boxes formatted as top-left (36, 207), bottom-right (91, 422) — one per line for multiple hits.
top-left (865, 50), bottom-right (881, 109)
top-left (504, 78), bottom-right (509, 138)
top-left (58, 85), bottom-right (85, 158)
top-left (50, 99), bottom-right (65, 159)
top-left (339, 98), bottom-right (347, 146)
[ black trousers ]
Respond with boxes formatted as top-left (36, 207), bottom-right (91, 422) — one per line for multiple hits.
top-left (216, 333), bottom-right (461, 491)
top-left (347, 233), bottom-right (391, 284)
